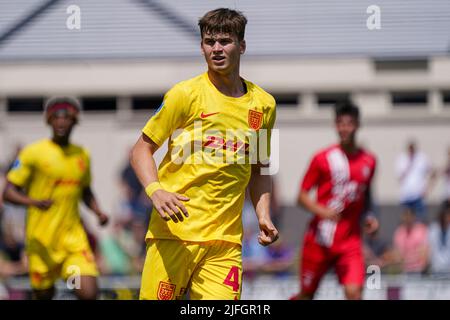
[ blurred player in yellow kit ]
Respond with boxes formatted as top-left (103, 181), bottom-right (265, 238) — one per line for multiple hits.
top-left (131, 8), bottom-right (279, 300)
top-left (3, 97), bottom-right (109, 300)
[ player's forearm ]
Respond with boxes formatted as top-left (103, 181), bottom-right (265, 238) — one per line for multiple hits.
top-left (130, 135), bottom-right (160, 189)
top-left (3, 182), bottom-right (36, 207)
top-left (248, 170), bottom-right (271, 221)
top-left (82, 187), bottom-right (108, 226)
top-left (298, 190), bottom-right (326, 216)
top-left (82, 187), bottom-right (102, 216)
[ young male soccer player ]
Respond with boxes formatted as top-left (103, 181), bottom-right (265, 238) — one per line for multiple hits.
top-left (131, 8), bottom-right (279, 300)
top-left (3, 97), bottom-right (109, 300)
top-left (291, 102), bottom-right (378, 300)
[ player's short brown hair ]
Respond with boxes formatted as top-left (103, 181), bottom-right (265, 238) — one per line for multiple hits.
top-left (198, 8), bottom-right (247, 41)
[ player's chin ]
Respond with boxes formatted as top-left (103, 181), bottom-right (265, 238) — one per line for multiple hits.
top-left (54, 129), bottom-right (69, 136)
top-left (209, 62), bottom-right (229, 72)
top-left (339, 137), bottom-right (353, 145)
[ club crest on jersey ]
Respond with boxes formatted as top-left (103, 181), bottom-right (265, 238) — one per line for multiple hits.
top-left (248, 109), bottom-right (263, 130)
top-left (157, 281), bottom-right (176, 300)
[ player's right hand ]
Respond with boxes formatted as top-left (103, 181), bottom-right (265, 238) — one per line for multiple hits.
top-left (316, 207), bottom-right (340, 221)
top-left (257, 218), bottom-right (279, 246)
top-left (151, 189), bottom-right (189, 223)
top-left (32, 199), bottom-right (53, 210)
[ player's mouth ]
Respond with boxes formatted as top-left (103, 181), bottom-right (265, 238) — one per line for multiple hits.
top-left (55, 127), bottom-right (68, 136)
top-left (212, 56), bottom-right (225, 63)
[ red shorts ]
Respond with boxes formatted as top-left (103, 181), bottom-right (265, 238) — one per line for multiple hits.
top-left (300, 238), bottom-right (365, 295)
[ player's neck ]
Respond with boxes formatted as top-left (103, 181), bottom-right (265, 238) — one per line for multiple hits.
top-left (340, 141), bottom-right (358, 154)
top-left (207, 69), bottom-right (246, 98)
top-left (52, 136), bottom-right (70, 147)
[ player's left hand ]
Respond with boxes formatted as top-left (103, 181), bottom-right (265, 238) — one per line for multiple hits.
top-left (364, 215), bottom-right (379, 235)
top-left (97, 212), bottom-right (109, 227)
top-left (257, 218), bottom-right (279, 246)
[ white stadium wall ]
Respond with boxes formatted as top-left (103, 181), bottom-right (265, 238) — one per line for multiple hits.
top-left (0, 111), bottom-right (448, 209)
top-left (1, 56), bottom-right (450, 233)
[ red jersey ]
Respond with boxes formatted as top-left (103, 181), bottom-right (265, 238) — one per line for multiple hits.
top-left (301, 144), bottom-right (376, 249)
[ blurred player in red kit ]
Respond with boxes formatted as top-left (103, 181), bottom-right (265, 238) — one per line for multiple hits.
top-left (291, 101), bottom-right (379, 300)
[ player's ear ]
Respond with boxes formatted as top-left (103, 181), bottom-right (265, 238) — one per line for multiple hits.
top-left (200, 39), bottom-right (205, 56)
top-left (239, 39), bottom-right (246, 55)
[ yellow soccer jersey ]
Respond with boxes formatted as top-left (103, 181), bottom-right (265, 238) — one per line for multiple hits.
top-left (142, 72), bottom-right (276, 245)
top-left (7, 139), bottom-right (92, 254)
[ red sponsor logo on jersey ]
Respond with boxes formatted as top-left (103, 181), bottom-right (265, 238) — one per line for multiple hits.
top-left (248, 110), bottom-right (263, 130)
top-left (157, 281), bottom-right (176, 300)
top-left (203, 136), bottom-right (250, 154)
top-left (54, 179), bottom-right (81, 187)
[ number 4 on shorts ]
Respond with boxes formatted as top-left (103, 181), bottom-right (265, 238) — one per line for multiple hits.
top-left (223, 266), bottom-right (240, 292)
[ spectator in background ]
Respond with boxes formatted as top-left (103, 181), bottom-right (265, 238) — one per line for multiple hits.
top-left (99, 219), bottom-right (146, 276)
top-left (262, 238), bottom-right (294, 277)
top-left (242, 193), bottom-right (294, 280)
top-left (270, 178), bottom-right (284, 230)
top-left (242, 224), bottom-right (267, 281)
top-left (242, 229), bottom-right (294, 280)
top-left (0, 144), bottom-right (27, 277)
top-left (0, 253), bottom-right (26, 279)
top-left (119, 149), bottom-right (152, 227)
top-left (444, 147), bottom-right (450, 203)
top-left (393, 207), bottom-right (429, 274)
top-left (363, 228), bottom-right (397, 272)
top-left (396, 140), bottom-right (436, 223)
top-left (428, 201), bottom-right (450, 274)
top-left (106, 151), bottom-right (149, 275)
top-left (0, 162), bottom-right (5, 217)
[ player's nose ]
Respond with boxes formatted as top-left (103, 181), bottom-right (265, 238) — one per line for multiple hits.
top-left (212, 41), bottom-right (222, 52)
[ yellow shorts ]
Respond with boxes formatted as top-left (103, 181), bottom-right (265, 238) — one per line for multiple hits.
top-left (28, 247), bottom-right (98, 291)
top-left (139, 239), bottom-right (242, 300)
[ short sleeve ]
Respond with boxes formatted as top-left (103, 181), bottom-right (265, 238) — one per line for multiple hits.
top-left (6, 146), bottom-right (35, 188)
top-left (301, 155), bottom-right (321, 192)
top-left (258, 97), bottom-right (276, 165)
top-left (265, 103), bottom-right (276, 158)
top-left (142, 84), bottom-right (189, 146)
